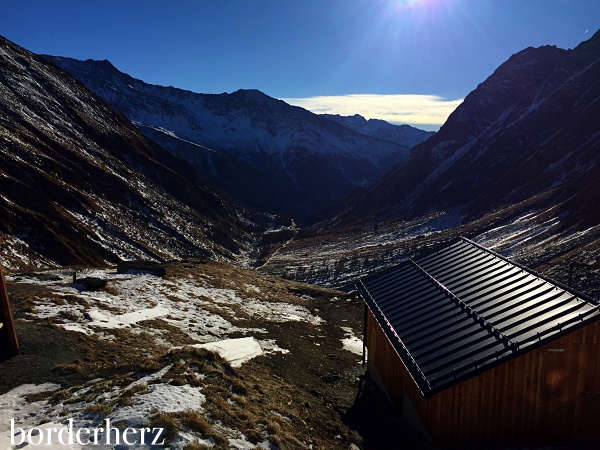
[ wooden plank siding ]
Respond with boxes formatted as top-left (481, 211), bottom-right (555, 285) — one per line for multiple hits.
top-left (0, 263), bottom-right (19, 357)
top-left (366, 309), bottom-right (600, 447)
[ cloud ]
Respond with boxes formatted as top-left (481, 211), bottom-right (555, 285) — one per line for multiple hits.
top-left (280, 94), bottom-right (463, 129)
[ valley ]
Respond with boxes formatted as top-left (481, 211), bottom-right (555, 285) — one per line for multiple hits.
top-left (256, 194), bottom-right (600, 298)
top-left (44, 56), bottom-right (432, 223)
top-left (1, 25), bottom-right (600, 449)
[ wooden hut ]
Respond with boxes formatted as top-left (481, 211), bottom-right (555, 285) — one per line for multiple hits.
top-left (357, 237), bottom-right (600, 448)
top-left (0, 263), bottom-right (19, 357)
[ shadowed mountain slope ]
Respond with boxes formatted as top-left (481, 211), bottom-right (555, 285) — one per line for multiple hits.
top-left (0, 35), bottom-right (253, 268)
top-left (44, 56), bottom-right (431, 222)
top-left (255, 31), bottom-right (600, 297)
top-left (333, 30), bottom-right (600, 230)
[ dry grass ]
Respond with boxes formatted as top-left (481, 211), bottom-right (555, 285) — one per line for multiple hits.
top-left (102, 284), bottom-right (121, 297)
top-left (148, 410), bottom-right (228, 447)
top-left (166, 260), bottom-right (339, 308)
top-left (183, 442), bottom-right (210, 450)
top-left (122, 383), bottom-right (149, 396)
top-left (229, 377), bottom-right (247, 396)
top-left (59, 294), bottom-right (92, 308)
top-left (72, 327), bottom-right (168, 376)
top-left (169, 376), bottom-right (187, 386)
top-left (58, 310), bottom-right (80, 322)
top-left (84, 402), bottom-right (113, 416)
top-left (4, 262), bottom-right (366, 449)
top-left (8, 288), bottom-right (42, 316)
top-left (173, 410), bottom-right (212, 436)
top-left (163, 293), bottom-right (187, 303)
top-left (148, 412), bottom-right (180, 442)
top-left (51, 362), bottom-right (83, 375)
top-left (137, 318), bottom-right (198, 346)
top-left (115, 383), bottom-right (149, 407)
top-left (266, 419), bottom-right (283, 435)
top-left (142, 346), bottom-right (272, 446)
top-left (49, 389), bottom-right (72, 403)
top-left (24, 390), bottom-right (56, 403)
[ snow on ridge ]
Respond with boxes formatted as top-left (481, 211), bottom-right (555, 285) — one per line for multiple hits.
top-left (135, 122), bottom-right (219, 153)
top-left (52, 56), bottom-right (409, 162)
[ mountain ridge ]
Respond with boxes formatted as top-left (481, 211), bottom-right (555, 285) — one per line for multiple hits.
top-left (253, 31), bottom-right (600, 297)
top-left (328, 30), bottom-right (600, 229)
top-left (0, 35), bottom-right (254, 268)
top-left (43, 55), bottom-right (432, 222)
top-left (321, 113), bottom-right (435, 148)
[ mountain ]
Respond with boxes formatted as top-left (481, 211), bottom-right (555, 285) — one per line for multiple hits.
top-left (333, 30), bottom-right (600, 229)
top-left (0, 35), bottom-right (253, 269)
top-left (321, 114), bottom-right (434, 149)
top-left (43, 56), bottom-right (426, 222)
top-left (255, 31), bottom-right (600, 297)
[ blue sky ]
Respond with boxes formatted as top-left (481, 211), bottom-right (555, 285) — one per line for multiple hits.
top-left (1, 0), bottom-right (599, 130)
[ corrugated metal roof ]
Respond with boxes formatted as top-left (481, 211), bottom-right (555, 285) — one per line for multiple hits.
top-left (357, 237), bottom-right (600, 398)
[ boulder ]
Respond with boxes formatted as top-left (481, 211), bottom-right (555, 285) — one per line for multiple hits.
top-left (116, 260), bottom-right (166, 277)
top-left (73, 277), bottom-right (107, 291)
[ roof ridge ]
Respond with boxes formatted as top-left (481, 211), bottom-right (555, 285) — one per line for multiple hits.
top-left (408, 258), bottom-right (517, 351)
top-left (358, 238), bottom-right (600, 397)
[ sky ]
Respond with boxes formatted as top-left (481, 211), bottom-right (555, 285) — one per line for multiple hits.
top-left (1, 0), bottom-right (599, 131)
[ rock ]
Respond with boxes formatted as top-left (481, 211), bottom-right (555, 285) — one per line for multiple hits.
top-left (322, 373), bottom-right (342, 383)
top-left (19, 272), bottom-right (61, 282)
top-left (116, 260), bottom-right (166, 277)
top-left (309, 389), bottom-right (322, 398)
top-left (74, 277), bottom-right (107, 291)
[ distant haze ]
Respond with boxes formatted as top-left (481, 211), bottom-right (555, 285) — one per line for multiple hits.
top-left (282, 94), bottom-right (463, 131)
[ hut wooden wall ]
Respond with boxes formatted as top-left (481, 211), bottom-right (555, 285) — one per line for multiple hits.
top-left (365, 309), bottom-right (600, 448)
top-left (0, 264), bottom-right (19, 356)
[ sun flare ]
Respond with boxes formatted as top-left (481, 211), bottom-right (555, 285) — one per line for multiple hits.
top-left (392, 0), bottom-right (431, 12)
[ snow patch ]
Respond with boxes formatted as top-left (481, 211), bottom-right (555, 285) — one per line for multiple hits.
top-left (186, 337), bottom-right (263, 367)
top-left (0, 383), bottom-right (62, 449)
top-left (112, 383), bottom-right (206, 423)
top-left (340, 327), bottom-right (364, 357)
top-left (86, 305), bottom-right (170, 329)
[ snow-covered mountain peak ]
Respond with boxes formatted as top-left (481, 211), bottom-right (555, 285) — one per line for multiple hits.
top-left (322, 113), bottom-right (434, 149)
top-left (45, 55), bottom-right (432, 221)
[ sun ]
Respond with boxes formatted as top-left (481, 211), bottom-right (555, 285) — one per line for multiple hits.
top-left (395, 0), bottom-right (420, 7)
top-left (392, 0), bottom-right (439, 12)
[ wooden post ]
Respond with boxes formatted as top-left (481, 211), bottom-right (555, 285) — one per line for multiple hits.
top-left (0, 263), bottom-right (19, 356)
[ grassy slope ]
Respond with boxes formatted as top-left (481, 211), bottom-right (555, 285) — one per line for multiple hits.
top-left (1, 261), bottom-right (428, 449)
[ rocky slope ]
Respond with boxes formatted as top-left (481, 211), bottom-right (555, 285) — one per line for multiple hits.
top-left (257, 31), bottom-right (600, 298)
top-left (334, 30), bottom-right (600, 229)
top-left (0, 35), bottom-right (253, 269)
top-left (43, 56), bottom-right (430, 222)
